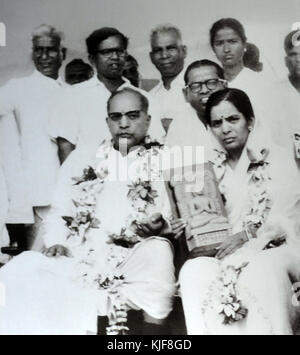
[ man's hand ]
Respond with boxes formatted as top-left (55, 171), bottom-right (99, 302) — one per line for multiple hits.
top-left (215, 232), bottom-right (248, 260)
top-left (42, 244), bottom-right (72, 257)
top-left (135, 213), bottom-right (165, 238)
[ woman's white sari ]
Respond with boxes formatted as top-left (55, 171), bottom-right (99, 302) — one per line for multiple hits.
top-left (180, 126), bottom-right (300, 335)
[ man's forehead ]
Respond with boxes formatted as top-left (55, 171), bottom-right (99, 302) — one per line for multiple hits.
top-left (187, 66), bottom-right (219, 83)
top-left (151, 31), bottom-right (181, 47)
top-left (97, 35), bottom-right (124, 50)
top-left (33, 35), bottom-right (60, 47)
top-left (108, 92), bottom-right (143, 112)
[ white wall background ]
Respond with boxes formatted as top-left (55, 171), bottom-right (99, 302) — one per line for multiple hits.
top-left (0, 0), bottom-right (299, 85)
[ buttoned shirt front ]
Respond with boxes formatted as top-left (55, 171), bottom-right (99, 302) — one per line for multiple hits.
top-left (150, 70), bottom-right (187, 135)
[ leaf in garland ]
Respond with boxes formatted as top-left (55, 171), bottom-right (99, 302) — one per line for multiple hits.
top-left (62, 216), bottom-right (74, 226)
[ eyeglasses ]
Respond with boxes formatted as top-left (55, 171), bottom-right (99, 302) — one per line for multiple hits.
top-left (185, 79), bottom-right (227, 93)
top-left (33, 47), bottom-right (60, 58)
top-left (96, 48), bottom-right (127, 58)
top-left (108, 110), bottom-right (143, 122)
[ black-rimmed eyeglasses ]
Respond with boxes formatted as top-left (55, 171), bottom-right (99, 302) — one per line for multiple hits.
top-left (185, 79), bottom-right (227, 93)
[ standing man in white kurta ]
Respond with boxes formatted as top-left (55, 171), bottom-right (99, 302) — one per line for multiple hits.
top-left (149, 25), bottom-right (189, 136)
top-left (0, 24), bottom-right (66, 249)
top-left (50, 27), bottom-right (163, 164)
top-left (279, 30), bottom-right (300, 169)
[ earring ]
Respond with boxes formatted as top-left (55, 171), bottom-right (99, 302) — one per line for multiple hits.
top-left (248, 126), bottom-right (253, 132)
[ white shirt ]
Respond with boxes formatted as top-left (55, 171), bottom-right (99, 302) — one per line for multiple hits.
top-left (278, 78), bottom-right (300, 134)
top-left (150, 70), bottom-right (187, 135)
top-left (165, 104), bottom-right (214, 161)
top-left (0, 70), bottom-right (63, 207)
top-left (49, 76), bottom-right (164, 155)
top-left (229, 67), bottom-right (290, 149)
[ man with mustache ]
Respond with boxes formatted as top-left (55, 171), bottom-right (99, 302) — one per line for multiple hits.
top-left (149, 25), bottom-right (188, 135)
top-left (0, 88), bottom-right (185, 335)
top-left (166, 60), bottom-right (227, 153)
top-left (51, 27), bottom-right (163, 164)
top-left (0, 24), bottom-right (66, 250)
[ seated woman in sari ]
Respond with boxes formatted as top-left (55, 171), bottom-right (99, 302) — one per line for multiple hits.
top-left (180, 88), bottom-right (300, 335)
top-left (0, 88), bottom-right (185, 335)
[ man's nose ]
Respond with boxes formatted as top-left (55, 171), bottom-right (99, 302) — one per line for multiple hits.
top-left (41, 49), bottom-right (49, 60)
top-left (199, 84), bottom-right (209, 95)
top-left (161, 48), bottom-right (170, 59)
top-left (120, 116), bottom-right (130, 128)
top-left (110, 50), bottom-right (119, 60)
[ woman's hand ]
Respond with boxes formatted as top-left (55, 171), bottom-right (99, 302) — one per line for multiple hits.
top-left (170, 219), bottom-right (187, 240)
top-left (215, 232), bottom-right (248, 260)
top-left (42, 244), bottom-right (72, 257)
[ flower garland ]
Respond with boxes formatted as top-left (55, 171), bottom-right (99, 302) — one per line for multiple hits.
top-left (62, 167), bottom-right (102, 244)
top-left (208, 147), bottom-right (273, 325)
top-left (218, 263), bottom-right (249, 324)
top-left (242, 148), bottom-right (272, 232)
top-left (62, 138), bottom-right (164, 335)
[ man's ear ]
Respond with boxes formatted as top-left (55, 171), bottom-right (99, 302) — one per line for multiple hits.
top-left (182, 45), bottom-right (187, 58)
top-left (223, 79), bottom-right (228, 89)
top-left (182, 87), bottom-right (189, 103)
top-left (284, 55), bottom-right (289, 69)
top-left (89, 54), bottom-right (95, 66)
top-left (61, 47), bottom-right (67, 61)
top-left (149, 51), bottom-right (155, 66)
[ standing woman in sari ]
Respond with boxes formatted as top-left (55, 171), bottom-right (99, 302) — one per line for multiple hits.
top-left (180, 88), bottom-right (300, 335)
top-left (209, 18), bottom-right (290, 150)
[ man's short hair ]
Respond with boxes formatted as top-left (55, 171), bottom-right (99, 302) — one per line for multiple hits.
top-left (31, 24), bottom-right (64, 45)
top-left (86, 27), bottom-right (129, 56)
top-left (150, 24), bottom-right (183, 46)
top-left (284, 30), bottom-right (300, 53)
top-left (107, 88), bottom-right (149, 114)
top-left (184, 59), bottom-right (225, 85)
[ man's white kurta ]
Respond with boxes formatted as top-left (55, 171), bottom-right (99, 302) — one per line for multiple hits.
top-left (0, 70), bottom-right (62, 207)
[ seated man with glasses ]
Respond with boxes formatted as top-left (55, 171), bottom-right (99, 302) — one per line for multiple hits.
top-left (0, 88), bottom-right (184, 335)
top-left (166, 59), bottom-right (227, 155)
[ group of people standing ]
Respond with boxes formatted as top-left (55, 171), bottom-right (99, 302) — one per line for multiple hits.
top-left (0, 17), bottom-right (300, 335)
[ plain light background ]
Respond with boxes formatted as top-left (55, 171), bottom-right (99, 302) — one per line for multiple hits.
top-left (0, 0), bottom-right (299, 85)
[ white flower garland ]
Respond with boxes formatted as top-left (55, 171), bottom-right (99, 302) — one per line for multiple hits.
top-left (208, 147), bottom-right (273, 325)
top-left (62, 138), bottom-right (164, 335)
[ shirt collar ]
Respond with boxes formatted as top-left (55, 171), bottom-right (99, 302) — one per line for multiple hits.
top-left (154, 69), bottom-right (185, 92)
top-left (32, 69), bottom-right (64, 86)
